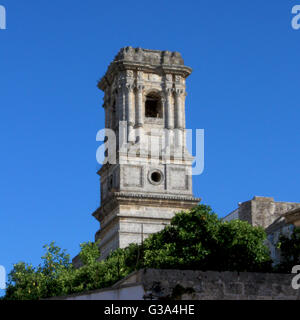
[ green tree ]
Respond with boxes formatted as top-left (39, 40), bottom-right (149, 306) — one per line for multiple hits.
top-left (216, 220), bottom-right (272, 272)
top-left (276, 227), bottom-right (300, 273)
top-left (5, 242), bottom-right (73, 300)
top-left (142, 205), bottom-right (220, 270)
top-left (4, 204), bottom-right (272, 300)
top-left (4, 241), bottom-right (135, 300)
top-left (142, 205), bottom-right (271, 272)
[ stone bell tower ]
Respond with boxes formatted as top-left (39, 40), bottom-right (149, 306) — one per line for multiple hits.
top-left (93, 47), bottom-right (200, 259)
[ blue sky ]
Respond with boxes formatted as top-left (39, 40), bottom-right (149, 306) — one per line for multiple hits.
top-left (0, 1), bottom-right (299, 295)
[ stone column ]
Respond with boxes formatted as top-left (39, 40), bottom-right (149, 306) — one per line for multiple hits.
top-left (107, 106), bottom-right (112, 129)
top-left (136, 84), bottom-right (144, 144)
top-left (117, 85), bottom-right (127, 150)
top-left (112, 93), bottom-right (118, 129)
top-left (182, 92), bottom-right (187, 153)
top-left (175, 88), bottom-right (184, 151)
top-left (161, 89), bottom-right (171, 161)
top-left (104, 102), bottom-right (109, 129)
top-left (103, 90), bottom-right (110, 129)
top-left (126, 84), bottom-right (135, 142)
top-left (136, 84), bottom-right (144, 127)
top-left (165, 88), bottom-right (173, 129)
top-left (182, 92), bottom-right (187, 129)
top-left (175, 88), bottom-right (184, 129)
top-left (160, 96), bottom-right (169, 161)
top-left (117, 85), bottom-right (123, 121)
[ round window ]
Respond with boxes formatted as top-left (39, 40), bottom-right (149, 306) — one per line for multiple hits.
top-left (151, 171), bottom-right (162, 183)
top-left (148, 169), bottom-right (164, 185)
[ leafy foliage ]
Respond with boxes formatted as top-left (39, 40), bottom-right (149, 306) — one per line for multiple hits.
top-left (4, 205), bottom-right (272, 300)
top-left (276, 227), bottom-right (300, 273)
top-left (5, 242), bottom-right (73, 300)
top-left (142, 205), bottom-right (271, 272)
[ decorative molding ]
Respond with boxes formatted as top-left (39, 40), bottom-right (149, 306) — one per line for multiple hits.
top-left (175, 88), bottom-right (184, 96)
top-left (126, 70), bottom-right (134, 78)
top-left (137, 84), bottom-right (144, 92)
top-left (122, 165), bottom-right (144, 188)
top-left (165, 74), bottom-right (173, 82)
top-left (125, 83), bottom-right (134, 92)
top-left (144, 117), bottom-right (164, 125)
top-left (164, 87), bottom-right (173, 96)
top-left (98, 47), bottom-right (192, 92)
top-left (175, 75), bottom-right (181, 82)
top-left (113, 192), bottom-right (200, 202)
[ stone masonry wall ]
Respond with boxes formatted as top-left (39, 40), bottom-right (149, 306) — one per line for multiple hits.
top-left (120, 269), bottom-right (300, 300)
top-left (50, 268), bottom-right (300, 300)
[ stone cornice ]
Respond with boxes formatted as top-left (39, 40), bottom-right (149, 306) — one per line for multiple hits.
top-left (113, 192), bottom-right (200, 202)
top-left (92, 191), bottom-right (201, 222)
top-left (98, 47), bottom-right (192, 92)
top-left (283, 207), bottom-right (300, 226)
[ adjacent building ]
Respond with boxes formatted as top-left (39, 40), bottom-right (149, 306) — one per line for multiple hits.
top-left (223, 196), bottom-right (300, 265)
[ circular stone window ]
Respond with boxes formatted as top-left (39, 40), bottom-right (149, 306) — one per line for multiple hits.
top-left (148, 169), bottom-right (164, 185)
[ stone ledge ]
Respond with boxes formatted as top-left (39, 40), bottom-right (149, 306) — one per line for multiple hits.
top-left (113, 192), bottom-right (201, 202)
top-left (92, 192), bottom-right (201, 222)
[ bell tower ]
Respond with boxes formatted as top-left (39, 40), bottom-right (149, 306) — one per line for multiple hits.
top-left (93, 47), bottom-right (200, 259)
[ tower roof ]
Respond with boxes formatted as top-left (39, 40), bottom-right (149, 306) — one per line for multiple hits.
top-left (98, 47), bottom-right (192, 91)
top-left (114, 47), bottom-right (185, 66)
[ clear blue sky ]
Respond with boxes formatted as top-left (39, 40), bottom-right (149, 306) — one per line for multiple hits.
top-left (0, 1), bottom-right (299, 295)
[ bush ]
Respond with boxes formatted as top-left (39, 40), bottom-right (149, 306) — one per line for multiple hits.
top-left (4, 205), bottom-right (272, 300)
top-left (276, 227), bottom-right (300, 273)
top-left (142, 205), bottom-right (272, 272)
